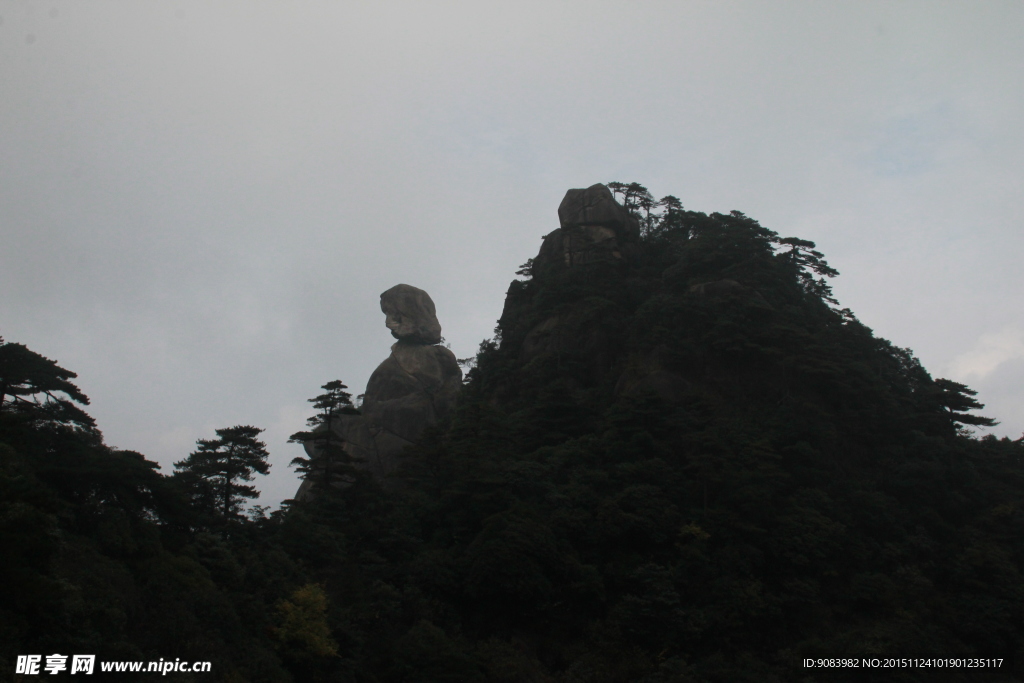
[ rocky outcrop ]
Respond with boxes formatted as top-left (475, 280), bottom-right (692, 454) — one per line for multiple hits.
top-left (557, 183), bottom-right (638, 233)
top-left (295, 285), bottom-right (461, 498)
top-left (362, 340), bottom-right (462, 446)
top-left (536, 184), bottom-right (640, 269)
top-left (496, 185), bottom-right (706, 401)
top-left (380, 284), bottom-right (443, 345)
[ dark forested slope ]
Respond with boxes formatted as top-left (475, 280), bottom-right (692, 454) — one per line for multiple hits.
top-left (3, 183), bottom-right (1023, 682)
top-left (313, 184), bottom-right (1024, 681)
top-left (0, 341), bottom-right (299, 681)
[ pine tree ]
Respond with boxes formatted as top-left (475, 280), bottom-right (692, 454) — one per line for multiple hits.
top-left (289, 381), bottom-right (360, 490)
top-left (932, 377), bottom-right (998, 430)
top-left (0, 336), bottom-right (95, 429)
top-left (606, 181), bottom-right (627, 203)
top-left (174, 425), bottom-right (270, 520)
top-left (777, 236), bottom-right (840, 305)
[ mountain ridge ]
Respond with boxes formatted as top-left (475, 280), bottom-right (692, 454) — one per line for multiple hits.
top-left (2, 183), bottom-right (1022, 682)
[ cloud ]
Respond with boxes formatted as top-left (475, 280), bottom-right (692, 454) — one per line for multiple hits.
top-left (948, 328), bottom-right (1024, 380)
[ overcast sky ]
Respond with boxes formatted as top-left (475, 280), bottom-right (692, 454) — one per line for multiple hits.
top-left (2, 1), bottom-right (1022, 508)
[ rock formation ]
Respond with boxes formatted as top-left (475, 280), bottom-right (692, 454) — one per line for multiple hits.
top-left (557, 183), bottom-right (639, 232)
top-left (491, 184), bottom-right (639, 395)
top-left (295, 285), bottom-right (461, 499)
top-left (499, 184), bottom-right (760, 405)
top-left (535, 183), bottom-right (640, 269)
top-left (380, 284), bottom-right (443, 345)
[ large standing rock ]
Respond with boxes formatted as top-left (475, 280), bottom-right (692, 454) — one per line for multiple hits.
top-left (363, 341), bottom-right (462, 442)
top-left (380, 284), bottom-right (443, 345)
top-left (295, 285), bottom-right (461, 499)
top-left (557, 183), bottom-right (638, 234)
top-left (537, 184), bottom-right (640, 269)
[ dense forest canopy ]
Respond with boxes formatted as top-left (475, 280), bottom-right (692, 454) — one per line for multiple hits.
top-left (2, 185), bottom-right (1023, 682)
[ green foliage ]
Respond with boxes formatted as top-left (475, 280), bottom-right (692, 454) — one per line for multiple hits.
top-left (262, 183), bottom-right (1018, 680)
top-left (608, 181), bottom-right (656, 233)
top-left (0, 336), bottom-right (94, 430)
top-left (777, 236), bottom-right (840, 305)
top-left (0, 336), bottom-right (297, 681)
top-left (2, 183), bottom-right (1020, 681)
top-left (932, 377), bottom-right (999, 429)
top-left (175, 425), bottom-right (271, 521)
top-left (289, 380), bottom-right (362, 491)
top-left (275, 583), bottom-right (339, 660)
top-left (388, 620), bottom-right (484, 682)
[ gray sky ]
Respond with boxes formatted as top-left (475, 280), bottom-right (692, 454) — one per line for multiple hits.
top-left (3, 1), bottom-right (1022, 508)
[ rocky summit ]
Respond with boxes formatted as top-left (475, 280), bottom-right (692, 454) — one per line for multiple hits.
top-left (534, 183), bottom-right (641, 269)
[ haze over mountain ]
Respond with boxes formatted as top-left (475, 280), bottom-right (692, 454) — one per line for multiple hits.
top-left (2, 2), bottom-right (1022, 509)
